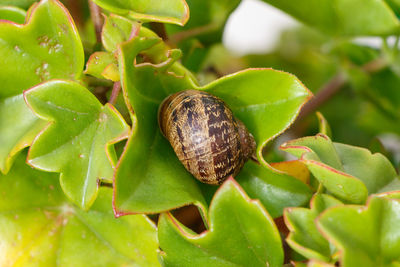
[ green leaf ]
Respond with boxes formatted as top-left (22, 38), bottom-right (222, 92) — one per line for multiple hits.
top-left (0, 6), bottom-right (26, 23)
top-left (366, 68), bottom-right (400, 120)
top-left (0, 0), bottom-right (36, 9)
top-left (284, 194), bottom-right (342, 261)
top-left (115, 35), bottom-right (312, 216)
top-left (101, 14), bottom-right (170, 61)
top-left (85, 51), bottom-right (118, 80)
top-left (262, 0), bottom-right (400, 36)
top-left (0, 0), bottom-right (84, 173)
top-left (0, 152), bottom-right (160, 267)
top-left (281, 134), bottom-right (400, 204)
top-left (101, 14), bottom-right (140, 52)
top-left (237, 161), bottom-right (312, 218)
top-left (385, 0), bottom-right (400, 17)
top-left (158, 178), bottom-right (283, 267)
top-left (378, 191), bottom-right (400, 199)
top-left (202, 69), bottom-right (313, 161)
top-left (316, 112), bottom-right (332, 138)
top-left (317, 196), bottom-right (400, 267)
top-left (24, 80), bottom-right (129, 210)
top-left (92, 0), bottom-right (189, 26)
top-left (307, 261), bottom-right (336, 267)
top-left (115, 35), bottom-right (207, 216)
top-left (166, 0), bottom-right (241, 44)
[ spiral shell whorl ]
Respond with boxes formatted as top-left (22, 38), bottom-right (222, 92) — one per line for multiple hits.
top-left (158, 90), bottom-right (255, 185)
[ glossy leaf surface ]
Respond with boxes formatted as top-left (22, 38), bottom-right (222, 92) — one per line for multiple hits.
top-left (115, 34), bottom-right (312, 216)
top-left (0, 6), bottom-right (26, 23)
top-left (237, 161), bottom-right (312, 218)
top-left (270, 160), bottom-right (310, 184)
top-left (158, 178), bottom-right (283, 267)
top-left (284, 194), bottom-right (342, 261)
top-left (24, 80), bottom-right (129, 210)
top-left (115, 35), bottom-right (206, 216)
top-left (0, 1), bottom-right (36, 9)
top-left (0, 153), bottom-right (159, 267)
top-left (0, 0), bottom-right (84, 173)
top-left (92, 0), bottom-right (189, 26)
top-left (262, 0), bottom-right (400, 36)
top-left (317, 196), bottom-right (400, 267)
top-left (281, 134), bottom-right (400, 203)
top-left (101, 14), bottom-right (140, 52)
top-left (85, 51), bottom-right (118, 80)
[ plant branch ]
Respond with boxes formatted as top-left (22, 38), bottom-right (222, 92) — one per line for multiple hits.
top-left (64, 0), bottom-right (84, 27)
top-left (149, 22), bottom-right (168, 41)
top-left (88, 0), bottom-right (103, 44)
top-left (297, 57), bottom-right (388, 120)
top-left (109, 81), bottom-right (121, 105)
top-left (297, 73), bottom-right (347, 120)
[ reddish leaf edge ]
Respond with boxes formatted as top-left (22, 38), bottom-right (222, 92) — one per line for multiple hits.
top-left (127, 0), bottom-right (190, 27)
top-left (283, 194), bottom-right (343, 262)
top-left (94, 0), bottom-right (189, 26)
top-left (100, 14), bottom-right (142, 53)
top-left (112, 35), bottom-right (207, 221)
top-left (0, 0), bottom-right (84, 174)
top-left (201, 68), bottom-right (313, 179)
top-left (23, 79), bottom-right (130, 210)
top-left (158, 177), bottom-right (280, 241)
top-left (279, 133), bottom-right (400, 200)
top-left (314, 195), bottom-right (400, 267)
top-left (112, 33), bottom-right (313, 219)
top-left (0, 0), bottom-right (83, 80)
top-left (280, 133), bottom-right (365, 184)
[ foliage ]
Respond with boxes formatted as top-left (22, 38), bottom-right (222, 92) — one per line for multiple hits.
top-left (1, 0), bottom-right (400, 266)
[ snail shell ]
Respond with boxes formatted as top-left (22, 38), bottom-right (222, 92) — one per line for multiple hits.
top-left (158, 90), bottom-right (256, 185)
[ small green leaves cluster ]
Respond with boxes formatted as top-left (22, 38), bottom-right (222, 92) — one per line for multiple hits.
top-left (1, 0), bottom-right (400, 266)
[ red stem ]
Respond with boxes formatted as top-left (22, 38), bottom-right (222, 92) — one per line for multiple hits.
top-left (88, 0), bottom-right (103, 44)
top-left (109, 82), bottom-right (121, 105)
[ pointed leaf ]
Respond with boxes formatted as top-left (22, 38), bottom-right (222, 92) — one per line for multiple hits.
top-left (115, 35), bottom-right (312, 217)
top-left (0, 153), bottom-right (159, 266)
top-left (203, 69), bottom-right (313, 161)
top-left (262, 0), bottom-right (400, 36)
top-left (284, 194), bottom-right (342, 261)
top-left (85, 51), bottom-right (118, 80)
top-left (115, 35), bottom-right (207, 216)
top-left (317, 196), bottom-right (400, 267)
top-left (101, 14), bottom-right (141, 52)
top-left (24, 80), bottom-right (129, 210)
top-left (101, 14), bottom-right (171, 61)
top-left (316, 112), bottom-right (332, 138)
top-left (158, 178), bottom-right (283, 267)
top-left (281, 134), bottom-right (400, 203)
top-left (0, 0), bottom-right (84, 173)
top-left (92, 0), bottom-right (189, 26)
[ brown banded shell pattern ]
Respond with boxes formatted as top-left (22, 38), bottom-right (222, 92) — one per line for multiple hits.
top-left (158, 90), bottom-right (255, 185)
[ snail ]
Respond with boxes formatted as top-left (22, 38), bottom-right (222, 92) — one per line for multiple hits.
top-left (158, 90), bottom-right (256, 185)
